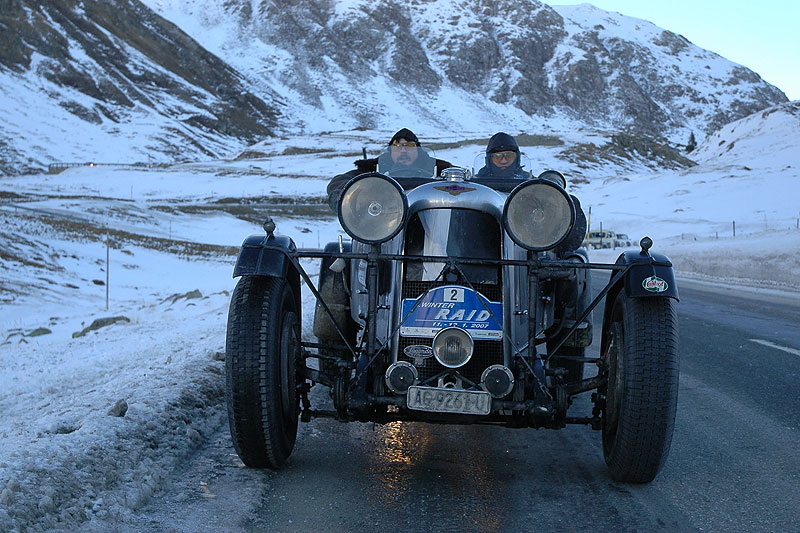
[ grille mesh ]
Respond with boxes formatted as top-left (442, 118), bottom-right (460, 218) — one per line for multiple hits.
top-left (399, 337), bottom-right (503, 384)
top-left (402, 280), bottom-right (502, 301)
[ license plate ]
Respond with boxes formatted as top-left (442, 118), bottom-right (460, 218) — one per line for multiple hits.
top-left (407, 386), bottom-right (491, 415)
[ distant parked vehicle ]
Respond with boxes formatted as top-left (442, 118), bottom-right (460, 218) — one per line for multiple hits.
top-left (614, 233), bottom-right (633, 248)
top-left (586, 230), bottom-right (615, 249)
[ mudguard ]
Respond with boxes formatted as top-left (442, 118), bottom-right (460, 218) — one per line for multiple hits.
top-left (232, 233), bottom-right (301, 320)
top-left (616, 250), bottom-right (679, 300)
top-left (232, 234), bottom-right (296, 279)
top-left (599, 250), bottom-right (679, 368)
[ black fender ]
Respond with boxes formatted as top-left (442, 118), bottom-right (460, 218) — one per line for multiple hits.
top-left (600, 250), bottom-right (678, 357)
top-left (232, 234), bottom-right (301, 317)
top-left (615, 250), bottom-right (679, 300)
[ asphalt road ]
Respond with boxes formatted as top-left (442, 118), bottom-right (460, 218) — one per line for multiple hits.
top-left (96, 275), bottom-right (800, 533)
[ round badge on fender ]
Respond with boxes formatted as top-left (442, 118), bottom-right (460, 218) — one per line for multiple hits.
top-left (642, 275), bottom-right (668, 293)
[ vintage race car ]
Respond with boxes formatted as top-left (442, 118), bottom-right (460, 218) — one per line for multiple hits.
top-left (224, 146), bottom-right (679, 483)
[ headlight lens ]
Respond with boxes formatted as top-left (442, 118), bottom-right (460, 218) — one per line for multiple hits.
top-left (432, 327), bottom-right (474, 368)
top-left (338, 174), bottom-right (407, 243)
top-left (503, 180), bottom-right (575, 251)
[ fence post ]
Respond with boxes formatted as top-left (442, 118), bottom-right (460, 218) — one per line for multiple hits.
top-left (105, 233), bottom-right (110, 311)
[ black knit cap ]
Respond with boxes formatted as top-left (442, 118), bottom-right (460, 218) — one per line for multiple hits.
top-left (388, 128), bottom-right (420, 146)
top-left (485, 132), bottom-right (519, 153)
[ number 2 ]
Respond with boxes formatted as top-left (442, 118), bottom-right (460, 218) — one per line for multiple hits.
top-left (447, 288), bottom-right (463, 302)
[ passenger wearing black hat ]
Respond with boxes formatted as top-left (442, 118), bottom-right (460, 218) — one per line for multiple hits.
top-left (476, 132), bottom-right (530, 179)
top-left (326, 128), bottom-right (452, 211)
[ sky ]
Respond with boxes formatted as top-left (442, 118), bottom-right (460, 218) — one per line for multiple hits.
top-left (542, 0), bottom-right (800, 101)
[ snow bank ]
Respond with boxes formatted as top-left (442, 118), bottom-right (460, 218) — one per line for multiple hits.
top-left (0, 290), bottom-right (230, 532)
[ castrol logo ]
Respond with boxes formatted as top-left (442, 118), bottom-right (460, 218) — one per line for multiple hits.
top-left (642, 275), bottom-right (668, 293)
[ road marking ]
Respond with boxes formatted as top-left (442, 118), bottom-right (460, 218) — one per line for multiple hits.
top-left (748, 339), bottom-right (800, 357)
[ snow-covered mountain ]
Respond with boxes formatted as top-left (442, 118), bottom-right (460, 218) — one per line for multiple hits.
top-left (0, 0), bottom-right (788, 175)
top-left (143, 0), bottom-right (787, 136)
top-left (0, 0), bottom-right (282, 175)
top-left (693, 100), bottom-right (800, 167)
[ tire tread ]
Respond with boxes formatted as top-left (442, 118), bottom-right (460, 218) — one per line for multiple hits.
top-left (225, 275), bottom-right (298, 469)
top-left (605, 295), bottom-right (679, 483)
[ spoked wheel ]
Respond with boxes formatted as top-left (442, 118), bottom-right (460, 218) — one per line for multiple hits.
top-left (226, 275), bottom-right (301, 469)
top-left (601, 291), bottom-right (679, 483)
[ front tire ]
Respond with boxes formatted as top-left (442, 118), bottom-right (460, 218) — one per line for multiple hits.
top-left (226, 275), bottom-right (301, 469)
top-left (602, 292), bottom-right (679, 483)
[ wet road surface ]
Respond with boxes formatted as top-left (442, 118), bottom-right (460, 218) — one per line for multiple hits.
top-left (95, 275), bottom-right (800, 532)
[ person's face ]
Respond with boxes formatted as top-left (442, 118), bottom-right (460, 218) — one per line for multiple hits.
top-left (390, 139), bottom-right (419, 165)
top-left (491, 150), bottom-right (517, 169)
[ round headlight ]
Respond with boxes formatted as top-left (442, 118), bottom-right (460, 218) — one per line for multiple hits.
top-left (338, 174), bottom-right (407, 244)
top-left (432, 327), bottom-right (474, 368)
top-left (503, 180), bottom-right (575, 251)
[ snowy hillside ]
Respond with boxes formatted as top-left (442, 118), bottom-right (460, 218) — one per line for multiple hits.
top-left (0, 0), bottom-right (281, 175)
top-left (0, 0), bottom-right (787, 175)
top-left (142, 0), bottom-right (785, 138)
top-left (576, 100), bottom-right (800, 288)
top-left (693, 100), bottom-right (800, 165)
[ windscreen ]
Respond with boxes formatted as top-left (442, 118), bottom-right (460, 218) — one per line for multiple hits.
top-left (377, 146), bottom-right (438, 178)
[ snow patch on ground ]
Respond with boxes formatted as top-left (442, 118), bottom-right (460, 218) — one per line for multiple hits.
top-left (0, 289), bottom-right (230, 531)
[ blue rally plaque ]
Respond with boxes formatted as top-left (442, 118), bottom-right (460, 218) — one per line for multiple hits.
top-left (400, 285), bottom-right (502, 340)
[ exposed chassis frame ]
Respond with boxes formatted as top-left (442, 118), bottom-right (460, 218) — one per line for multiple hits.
top-left (262, 243), bottom-right (672, 426)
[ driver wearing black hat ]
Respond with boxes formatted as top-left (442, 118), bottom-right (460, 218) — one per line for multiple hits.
top-left (326, 128), bottom-right (452, 211)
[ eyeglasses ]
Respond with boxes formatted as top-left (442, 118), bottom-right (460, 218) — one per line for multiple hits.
top-left (491, 151), bottom-right (517, 162)
top-left (391, 142), bottom-right (417, 152)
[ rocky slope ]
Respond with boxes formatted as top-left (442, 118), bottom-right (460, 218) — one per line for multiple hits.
top-left (0, 0), bottom-right (281, 174)
top-left (146, 0), bottom-right (786, 135)
top-left (0, 0), bottom-right (788, 175)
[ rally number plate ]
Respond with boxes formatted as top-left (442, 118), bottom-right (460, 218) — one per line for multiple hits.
top-left (406, 386), bottom-right (491, 415)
